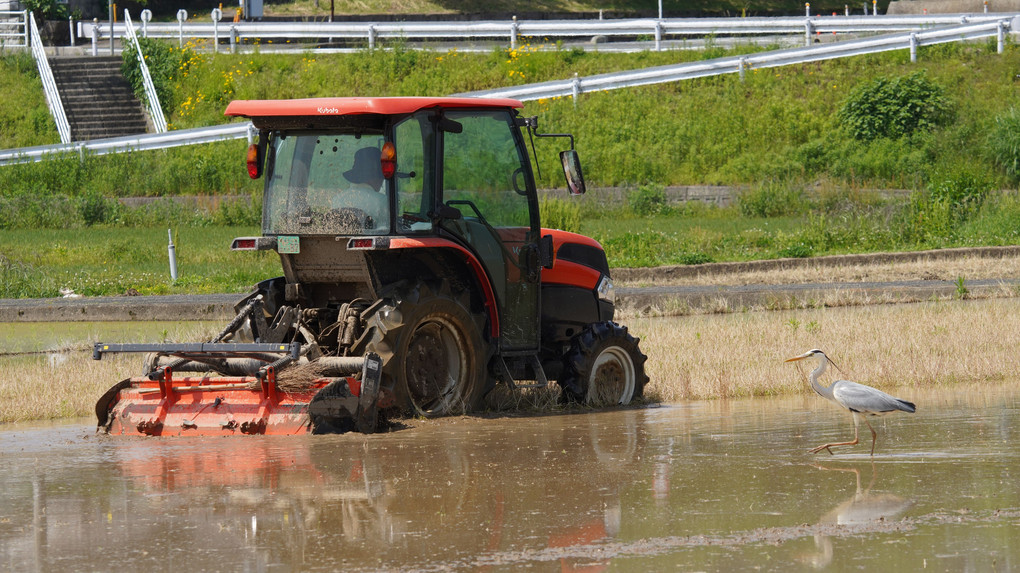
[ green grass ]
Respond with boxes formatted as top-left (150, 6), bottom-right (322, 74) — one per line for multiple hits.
top-left (0, 52), bottom-right (59, 148)
top-left (5, 183), bottom-right (1020, 297)
top-left (0, 226), bottom-right (278, 298)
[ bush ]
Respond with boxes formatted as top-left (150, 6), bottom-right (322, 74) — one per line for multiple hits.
top-left (22, 0), bottom-right (67, 21)
top-left (628, 184), bottom-right (668, 216)
top-left (539, 196), bottom-right (581, 232)
top-left (0, 255), bottom-right (57, 298)
top-left (927, 163), bottom-right (993, 216)
top-left (122, 38), bottom-right (194, 117)
top-left (736, 181), bottom-right (804, 218)
top-left (837, 71), bottom-right (954, 141)
top-left (988, 107), bottom-right (1020, 184)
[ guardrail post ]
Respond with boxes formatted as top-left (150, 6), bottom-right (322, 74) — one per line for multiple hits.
top-left (805, 2), bottom-right (811, 17)
top-left (368, 24), bottom-right (376, 50)
top-left (909, 32), bottom-right (917, 62)
top-left (212, 8), bottom-right (222, 54)
top-left (998, 20), bottom-right (1006, 54)
top-left (108, 2), bottom-right (114, 55)
top-left (571, 72), bottom-right (580, 105)
top-left (177, 10), bottom-right (187, 49)
top-left (140, 9), bottom-right (151, 38)
top-left (739, 57), bottom-right (747, 81)
top-left (22, 9), bottom-right (29, 47)
top-left (510, 16), bottom-right (519, 50)
top-left (69, 16), bottom-right (75, 47)
top-left (805, 19), bottom-right (813, 46)
top-left (91, 19), bottom-right (99, 56)
top-left (230, 25), bottom-right (237, 53)
top-left (872, 0), bottom-right (877, 15)
top-left (654, 20), bottom-right (663, 51)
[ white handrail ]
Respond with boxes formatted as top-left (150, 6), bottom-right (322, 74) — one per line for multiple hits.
top-left (0, 9), bottom-right (29, 48)
top-left (123, 10), bottom-right (168, 133)
top-left (465, 19), bottom-right (1013, 100)
top-left (28, 12), bottom-right (71, 144)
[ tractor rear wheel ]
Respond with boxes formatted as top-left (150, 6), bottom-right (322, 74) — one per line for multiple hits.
top-left (560, 322), bottom-right (648, 407)
top-left (360, 281), bottom-right (490, 417)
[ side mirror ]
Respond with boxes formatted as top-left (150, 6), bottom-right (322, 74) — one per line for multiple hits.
top-left (560, 150), bottom-right (586, 196)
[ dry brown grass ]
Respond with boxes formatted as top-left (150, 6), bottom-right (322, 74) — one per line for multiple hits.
top-left (0, 353), bottom-right (136, 424)
top-left (3, 296), bottom-right (1019, 423)
top-left (628, 297), bottom-right (1020, 403)
top-left (615, 253), bottom-right (1020, 288)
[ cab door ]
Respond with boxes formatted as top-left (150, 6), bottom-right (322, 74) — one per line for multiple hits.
top-left (438, 109), bottom-right (541, 353)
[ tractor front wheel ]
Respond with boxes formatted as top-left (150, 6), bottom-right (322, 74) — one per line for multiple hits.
top-left (361, 281), bottom-right (490, 417)
top-left (560, 322), bottom-right (649, 407)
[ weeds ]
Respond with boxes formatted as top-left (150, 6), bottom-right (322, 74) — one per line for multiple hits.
top-left (955, 276), bottom-right (969, 299)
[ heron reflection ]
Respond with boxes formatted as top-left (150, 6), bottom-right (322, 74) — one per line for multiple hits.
top-left (801, 463), bottom-right (912, 568)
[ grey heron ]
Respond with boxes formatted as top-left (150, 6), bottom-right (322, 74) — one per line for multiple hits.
top-left (786, 349), bottom-right (916, 456)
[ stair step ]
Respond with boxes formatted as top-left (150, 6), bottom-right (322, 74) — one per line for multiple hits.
top-left (50, 55), bottom-right (153, 140)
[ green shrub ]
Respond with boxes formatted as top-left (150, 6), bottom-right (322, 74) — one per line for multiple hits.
top-left (837, 71), bottom-right (954, 141)
top-left (22, 0), bottom-right (67, 20)
top-left (676, 252), bottom-right (714, 265)
top-left (0, 255), bottom-right (57, 299)
top-left (736, 181), bottom-right (804, 218)
top-left (539, 196), bottom-right (581, 232)
top-left (79, 190), bottom-right (122, 226)
top-left (988, 107), bottom-right (1020, 184)
top-left (777, 243), bottom-right (813, 258)
top-left (628, 184), bottom-right (668, 217)
top-left (927, 163), bottom-right (993, 216)
top-left (895, 191), bottom-right (955, 246)
top-left (122, 38), bottom-right (194, 117)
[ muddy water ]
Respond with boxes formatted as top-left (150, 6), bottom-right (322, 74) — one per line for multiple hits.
top-left (1, 386), bottom-right (1018, 572)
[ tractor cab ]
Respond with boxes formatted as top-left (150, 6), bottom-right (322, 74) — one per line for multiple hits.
top-left (227, 97), bottom-right (584, 355)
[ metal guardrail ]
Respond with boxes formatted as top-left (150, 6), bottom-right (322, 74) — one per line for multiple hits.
top-left (0, 123), bottom-right (250, 165)
top-left (77, 13), bottom-right (1016, 52)
top-left (123, 10), bottom-right (168, 133)
top-left (2, 17), bottom-right (1017, 166)
top-left (464, 18), bottom-right (1016, 100)
top-left (0, 9), bottom-right (27, 49)
top-left (28, 12), bottom-right (71, 144)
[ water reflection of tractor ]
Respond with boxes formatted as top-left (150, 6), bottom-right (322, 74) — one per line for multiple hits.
top-left (103, 412), bottom-right (646, 569)
top-left (94, 97), bottom-right (648, 436)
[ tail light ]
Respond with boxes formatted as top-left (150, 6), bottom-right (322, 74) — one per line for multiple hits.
top-left (380, 142), bottom-right (396, 179)
top-left (246, 143), bottom-right (262, 179)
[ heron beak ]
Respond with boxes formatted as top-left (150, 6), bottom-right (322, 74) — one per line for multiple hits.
top-left (784, 351), bottom-right (813, 363)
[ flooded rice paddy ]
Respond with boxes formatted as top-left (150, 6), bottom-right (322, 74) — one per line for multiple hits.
top-left (2, 383), bottom-right (1018, 571)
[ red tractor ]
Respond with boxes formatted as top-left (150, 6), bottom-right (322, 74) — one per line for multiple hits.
top-left (94, 97), bottom-right (647, 435)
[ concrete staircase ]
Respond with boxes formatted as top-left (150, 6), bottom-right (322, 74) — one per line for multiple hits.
top-left (49, 56), bottom-right (151, 141)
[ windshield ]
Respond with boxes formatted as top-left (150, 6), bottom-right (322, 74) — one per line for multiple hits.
top-left (263, 131), bottom-right (390, 235)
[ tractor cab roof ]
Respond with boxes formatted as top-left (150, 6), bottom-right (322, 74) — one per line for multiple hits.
top-left (225, 97), bottom-right (524, 128)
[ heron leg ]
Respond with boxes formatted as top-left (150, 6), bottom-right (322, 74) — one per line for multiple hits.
top-left (863, 417), bottom-right (878, 456)
top-left (809, 413), bottom-right (860, 455)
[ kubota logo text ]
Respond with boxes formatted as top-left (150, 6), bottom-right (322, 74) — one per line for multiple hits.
top-left (317, 107), bottom-right (339, 114)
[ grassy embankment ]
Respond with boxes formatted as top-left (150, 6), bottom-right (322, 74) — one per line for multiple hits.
top-left (2, 297), bottom-right (1015, 423)
top-left (4, 35), bottom-right (1020, 297)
